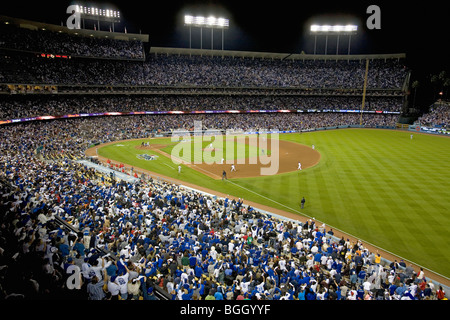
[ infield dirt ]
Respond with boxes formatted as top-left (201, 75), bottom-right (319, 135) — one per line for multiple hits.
top-left (134, 138), bottom-right (321, 179)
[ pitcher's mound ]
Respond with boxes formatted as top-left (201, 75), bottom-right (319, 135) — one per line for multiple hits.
top-left (188, 139), bottom-right (320, 179)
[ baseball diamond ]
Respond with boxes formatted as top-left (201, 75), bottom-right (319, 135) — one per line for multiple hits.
top-left (90, 129), bottom-right (450, 281)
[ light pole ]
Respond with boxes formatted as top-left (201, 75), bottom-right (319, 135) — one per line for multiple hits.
top-left (310, 24), bottom-right (357, 55)
top-left (184, 15), bottom-right (229, 50)
top-left (74, 5), bottom-right (121, 32)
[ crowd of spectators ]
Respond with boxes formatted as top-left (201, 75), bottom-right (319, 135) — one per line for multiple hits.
top-left (0, 114), bottom-right (444, 301)
top-left (417, 101), bottom-right (450, 127)
top-left (140, 54), bottom-right (407, 89)
top-left (0, 51), bottom-right (407, 89)
top-left (0, 24), bottom-right (144, 60)
top-left (0, 95), bottom-right (403, 121)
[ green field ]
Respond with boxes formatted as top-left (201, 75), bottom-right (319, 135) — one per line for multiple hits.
top-left (98, 129), bottom-right (450, 278)
top-left (161, 135), bottom-right (270, 163)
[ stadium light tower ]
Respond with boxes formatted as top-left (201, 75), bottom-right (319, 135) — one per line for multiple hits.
top-left (184, 15), bottom-right (229, 50)
top-left (310, 24), bottom-right (357, 55)
top-left (74, 4), bottom-right (121, 32)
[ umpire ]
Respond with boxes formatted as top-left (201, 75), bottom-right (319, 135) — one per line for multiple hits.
top-left (301, 197), bottom-right (306, 209)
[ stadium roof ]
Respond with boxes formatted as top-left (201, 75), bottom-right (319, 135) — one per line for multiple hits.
top-left (0, 15), bottom-right (149, 42)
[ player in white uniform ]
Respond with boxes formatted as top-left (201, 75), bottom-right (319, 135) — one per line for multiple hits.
top-left (297, 162), bottom-right (302, 170)
top-left (231, 164), bottom-right (236, 172)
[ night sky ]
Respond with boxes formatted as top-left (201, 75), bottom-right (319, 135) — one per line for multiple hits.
top-left (1, 0), bottom-right (449, 108)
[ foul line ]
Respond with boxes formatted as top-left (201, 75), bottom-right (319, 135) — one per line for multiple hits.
top-left (191, 164), bottom-right (222, 179)
top-left (226, 178), bottom-right (310, 217)
top-left (197, 164), bottom-right (313, 218)
top-left (163, 163), bottom-right (176, 169)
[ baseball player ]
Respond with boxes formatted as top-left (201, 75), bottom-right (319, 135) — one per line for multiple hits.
top-left (231, 164), bottom-right (236, 172)
top-left (297, 162), bottom-right (302, 170)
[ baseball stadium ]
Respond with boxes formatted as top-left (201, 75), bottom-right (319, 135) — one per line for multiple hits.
top-left (0, 1), bottom-right (449, 305)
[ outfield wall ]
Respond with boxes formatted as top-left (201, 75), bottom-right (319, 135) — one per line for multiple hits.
top-left (158, 124), bottom-right (396, 138)
top-left (408, 124), bottom-right (449, 135)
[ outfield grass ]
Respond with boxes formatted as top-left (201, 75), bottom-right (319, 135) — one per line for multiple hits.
top-left (98, 129), bottom-right (450, 278)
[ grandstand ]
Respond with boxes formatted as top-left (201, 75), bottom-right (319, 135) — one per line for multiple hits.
top-left (417, 100), bottom-right (450, 128)
top-left (0, 15), bottom-right (448, 302)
